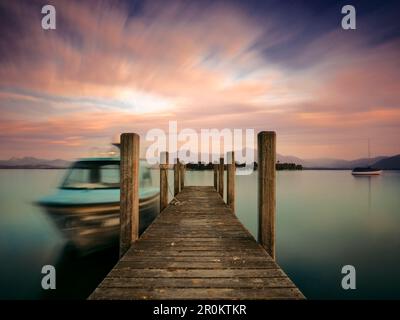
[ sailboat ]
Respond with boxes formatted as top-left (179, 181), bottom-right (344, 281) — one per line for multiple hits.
top-left (352, 139), bottom-right (382, 176)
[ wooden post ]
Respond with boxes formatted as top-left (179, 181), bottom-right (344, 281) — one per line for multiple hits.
top-left (213, 164), bottom-right (218, 191)
top-left (160, 151), bottom-right (169, 212)
top-left (258, 131), bottom-right (276, 259)
top-left (227, 151), bottom-right (235, 213)
top-left (174, 158), bottom-right (180, 196)
top-left (119, 133), bottom-right (140, 258)
top-left (180, 163), bottom-right (185, 191)
top-left (218, 157), bottom-right (224, 199)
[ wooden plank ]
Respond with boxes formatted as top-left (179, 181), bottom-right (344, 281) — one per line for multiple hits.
top-left (128, 238), bottom-right (260, 244)
top-left (124, 250), bottom-right (272, 257)
top-left (127, 244), bottom-right (262, 250)
top-left (90, 287), bottom-right (304, 300)
top-left (90, 186), bottom-right (304, 300)
top-left (99, 277), bottom-right (295, 288)
top-left (115, 261), bottom-right (278, 269)
top-left (106, 268), bottom-right (287, 278)
top-left (145, 228), bottom-right (249, 232)
top-left (120, 256), bottom-right (274, 263)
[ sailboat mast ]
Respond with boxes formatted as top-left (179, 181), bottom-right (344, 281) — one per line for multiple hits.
top-left (368, 139), bottom-right (370, 158)
top-left (368, 138), bottom-right (371, 166)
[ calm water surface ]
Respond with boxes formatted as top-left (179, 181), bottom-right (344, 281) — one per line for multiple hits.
top-left (1, 169), bottom-right (399, 299)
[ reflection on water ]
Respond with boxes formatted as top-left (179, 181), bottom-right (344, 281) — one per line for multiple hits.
top-left (276, 171), bottom-right (400, 299)
top-left (43, 245), bottom-right (119, 299)
top-left (1, 169), bottom-right (400, 299)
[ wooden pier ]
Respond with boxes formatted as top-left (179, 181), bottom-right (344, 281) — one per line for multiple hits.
top-left (89, 132), bottom-right (304, 300)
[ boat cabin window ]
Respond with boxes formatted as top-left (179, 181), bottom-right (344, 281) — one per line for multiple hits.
top-left (61, 160), bottom-right (152, 189)
top-left (140, 167), bottom-right (152, 188)
top-left (101, 164), bottom-right (120, 185)
top-left (62, 161), bottom-right (120, 189)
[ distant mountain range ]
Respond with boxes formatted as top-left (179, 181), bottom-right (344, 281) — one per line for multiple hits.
top-left (0, 157), bottom-right (71, 169)
top-left (276, 154), bottom-right (397, 169)
top-left (0, 154), bottom-right (399, 169)
top-left (372, 155), bottom-right (400, 170)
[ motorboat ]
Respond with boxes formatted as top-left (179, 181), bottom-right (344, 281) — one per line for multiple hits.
top-left (37, 157), bottom-right (159, 254)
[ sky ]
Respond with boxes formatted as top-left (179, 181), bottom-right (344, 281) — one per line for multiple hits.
top-left (0, 0), bottom-right (399, 160)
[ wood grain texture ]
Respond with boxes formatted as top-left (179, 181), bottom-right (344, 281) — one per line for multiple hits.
top-left (227, 151), bottom-right (235, 213)
top-left (160, 151), bottom-right (169, 212)
top-left (119, 133), bottom-right (139, 258)
top-left (258, 131), bottom-right (276, 259)
top-left (213, 164), bottom-right (218, 191)
top-left (180, 163), bottom-right (185, 191)
top-left (90, 186), bottom-right (303, 300)
top-left (218, 157), bottom-right (224, 198)
top-left (174, 158), bottom-right (180, 196)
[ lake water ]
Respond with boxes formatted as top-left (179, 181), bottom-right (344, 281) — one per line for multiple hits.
top-left (1, 169), bottom-right (399, 299)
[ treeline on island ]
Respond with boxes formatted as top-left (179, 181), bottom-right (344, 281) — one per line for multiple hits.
top-left (185, 162), bottom-right (303, 171)
top-left (275, 162), bottom-right (303, 170)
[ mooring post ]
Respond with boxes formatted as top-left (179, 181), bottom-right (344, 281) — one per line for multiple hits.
top-left (258, 131), bottom-right (276, 259)
top-left (174, 158), bottom-right (180, 196)
top-left (227, 151), bottom-right (235, 213)
top-left (119, 133), bottom-right (140, 258)
top-left (219, 157), bottom-right (224, 198)
top-left (213, 164), bottom-right (218, 191)
top-left (160, 151), bottom-right (169, 212)
top-left (180, 162), bottom-right (185, 191)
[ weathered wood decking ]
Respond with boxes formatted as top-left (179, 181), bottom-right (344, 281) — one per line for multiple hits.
top-left (89, 186), bottom-right (304, 300)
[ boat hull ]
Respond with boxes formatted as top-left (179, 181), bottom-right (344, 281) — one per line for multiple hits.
top-left (351, 170), bottom-right (382, 176)
top-left (40, 193), bottom-right (159, 255)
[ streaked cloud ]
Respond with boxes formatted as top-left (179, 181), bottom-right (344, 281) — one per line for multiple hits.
top-left (0, 0), bottom-right (399, 159)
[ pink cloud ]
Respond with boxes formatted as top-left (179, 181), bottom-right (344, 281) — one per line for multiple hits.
top-left (0, 0), bottom-right (399, 160)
